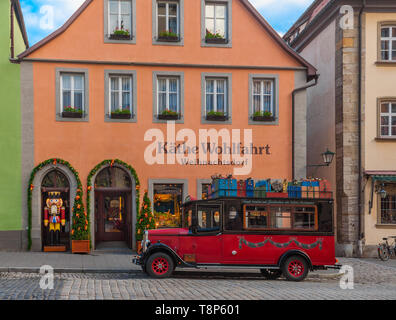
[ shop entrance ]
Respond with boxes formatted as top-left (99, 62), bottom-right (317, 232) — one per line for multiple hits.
top-left (41, 170), bottom-right (71, 251)
top-left (94, 167), bottom-right (133, 248)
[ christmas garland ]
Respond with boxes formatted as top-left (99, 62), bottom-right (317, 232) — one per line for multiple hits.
top-left (238, 237), bottom-right (323, 251)
top-left (27, 158), bottom-right (85, 250)
top-left (86, 159), bottom-right (140, 242)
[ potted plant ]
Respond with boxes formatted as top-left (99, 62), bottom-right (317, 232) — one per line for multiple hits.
top-left (109, 26), bottom-right (131, 40)
top-left (136, 192), bottom-right (156, 252)
top-left (205, 30), bottom-right (228, 44)
top-left (71, 188), bottom-right (90, 253)
top-left (158, 30), bottom-right (180, 42)
top-left (62, 106), bottom-right (83, 118)
top-left (158, 109), bottom-right (181, 120)
top-left (252, 111), bottom-right (275, 122)
top-left (111, 107), bottom-right (132, 119)
top-left (205, 110), bottom-right (228, 121)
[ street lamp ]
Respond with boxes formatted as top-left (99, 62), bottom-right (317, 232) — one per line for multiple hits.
top-left (307, 148), bottom-right (336, 167)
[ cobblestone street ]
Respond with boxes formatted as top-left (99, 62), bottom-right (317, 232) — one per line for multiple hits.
top-left (0, 258), bottom-right (395, 300)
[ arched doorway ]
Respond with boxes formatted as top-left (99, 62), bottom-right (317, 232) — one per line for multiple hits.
top-left (41, 170), bottom-right (70, 251)
top-left (94, 166), bottom-right (133, 248)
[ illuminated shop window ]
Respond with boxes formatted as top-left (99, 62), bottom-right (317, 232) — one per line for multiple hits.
top-left (153, 184), bottom-right (183, 228)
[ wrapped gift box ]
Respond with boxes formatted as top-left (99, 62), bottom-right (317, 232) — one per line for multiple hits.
top-left (254, 187), bottom-right (267, 198)
top-left (267, 192), bottom-right (289, 198)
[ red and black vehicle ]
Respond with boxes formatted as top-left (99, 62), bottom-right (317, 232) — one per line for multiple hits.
top-left (133, 196), bottom-right (338, 281)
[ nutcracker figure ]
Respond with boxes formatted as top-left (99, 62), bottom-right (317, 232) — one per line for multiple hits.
top-left (44, 192), bottom-right (66, 246)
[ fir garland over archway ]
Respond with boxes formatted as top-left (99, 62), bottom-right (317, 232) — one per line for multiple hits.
top-left (27, 158), bottom-right (86, 250)
top-left (86, 159), bottom-right (140, 242)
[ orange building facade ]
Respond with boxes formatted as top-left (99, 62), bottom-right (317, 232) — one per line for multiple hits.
top-left (18, 0), bottom-right (317, 251)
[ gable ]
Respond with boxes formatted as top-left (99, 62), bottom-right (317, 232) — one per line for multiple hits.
top-left (19, 0), bottom-right (315, 77)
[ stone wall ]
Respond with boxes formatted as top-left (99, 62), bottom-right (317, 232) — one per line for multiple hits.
top-left (334, 13), bottom-right (361, 257)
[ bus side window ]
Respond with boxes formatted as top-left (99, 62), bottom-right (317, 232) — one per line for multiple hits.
top-left (225, 206), bottom-right (243, 231)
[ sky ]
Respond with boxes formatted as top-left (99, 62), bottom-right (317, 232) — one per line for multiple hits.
top-left (20, 0), bottom-right (315, 45)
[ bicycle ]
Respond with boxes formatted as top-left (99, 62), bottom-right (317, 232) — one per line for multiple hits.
top-left (378, 236), bottom-right (396, 261)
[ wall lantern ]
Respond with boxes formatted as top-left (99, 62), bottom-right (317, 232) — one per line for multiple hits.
top-left (369, 182), bottom-right (388, 214)
top-left (307, 148), bottom-right (335, 167)
top-left (376, 183), bottom-right (387, 200)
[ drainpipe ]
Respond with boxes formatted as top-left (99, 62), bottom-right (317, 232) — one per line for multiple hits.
top-left (292, 75), bottom-right (319, 180)
top-left (357, 0), bottom-right (366, 255)
top-left (10, 1), bottom-right (14, 60)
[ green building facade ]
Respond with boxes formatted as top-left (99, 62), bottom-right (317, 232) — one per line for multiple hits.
top-left (0, 0), bottom-right (28, 250)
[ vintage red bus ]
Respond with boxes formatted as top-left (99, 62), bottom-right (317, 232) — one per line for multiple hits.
top-left (133, 196), bottom-right (338, 281)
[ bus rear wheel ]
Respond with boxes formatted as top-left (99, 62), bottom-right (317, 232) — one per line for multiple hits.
top-left (282, 255), bottom-right (309, 281)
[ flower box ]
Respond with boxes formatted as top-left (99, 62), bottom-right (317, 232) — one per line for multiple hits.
top-left (252, 115), bottom-right (275, 122)
top-left (71, 240), bottom-right (90, 254)
top-left (109, 33), bottom-right (131, 40)
top-left (158, 114), bottom-right (181, 120)
top-left (62, 111), bottom-right (83, 119)
top-left (157, 35), bottom-right (180, 42)
top-left (111, 113), bottom-right (132, 119)
top-left (206, 114), bottom-right (228, 121)
top-left (205, 37), bottom-right (228, 44)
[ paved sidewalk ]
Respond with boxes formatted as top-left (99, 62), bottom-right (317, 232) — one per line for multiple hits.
top-left (0, 251), bottom-right (139, 273)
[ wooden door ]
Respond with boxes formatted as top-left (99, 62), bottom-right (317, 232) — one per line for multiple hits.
top-left (95, 191), bottom-right (129, 243)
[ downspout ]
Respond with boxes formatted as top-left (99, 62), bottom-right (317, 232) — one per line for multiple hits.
top-left (358, 0), bottom-right (366, 250)
top-left (292, 75), bottom-right (319, 180)
top-left (10, 1), bottom-right (14, 60)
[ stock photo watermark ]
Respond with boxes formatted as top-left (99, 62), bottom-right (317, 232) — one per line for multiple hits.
top-left (39, 265), bottom-right (54, 290)
top-left (339, 265), bottom-right (354, 290)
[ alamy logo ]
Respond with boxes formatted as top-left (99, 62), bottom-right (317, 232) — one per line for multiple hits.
top-left (39, 5), bottom-right (55, 30)
top-left (144, 121), bottom-right (263, 175)
top-left (339, 5), bottom-right (354, 30)
top-left (39, 265), bottom-right (54, 290)
top-left (339, 265), bottom-right (354, 290)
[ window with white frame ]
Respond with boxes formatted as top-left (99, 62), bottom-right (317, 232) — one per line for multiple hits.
top-left (109, 75), bottom-right (133, 115)
top-left (205, 2), bottom-right (227, 39)
top-left (380, 101), bottom-right (396, 137)
top-left (205, 78), bottom-right (227, 115)
top-left (157, 77), bottom-right (180, 115)
top-left (252, 79), bottom-right (274, 116)
top-left (380, 26), bottom-right (396, 61)
top-left (61, 73), bottom-right (85, 114)
top-left (108, 0), bottom-right (132, 37)
top-left (157, 1), bottom-right (179, 38)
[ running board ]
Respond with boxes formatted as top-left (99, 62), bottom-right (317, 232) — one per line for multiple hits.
top-left (180, 264), bottom-right (280, 270)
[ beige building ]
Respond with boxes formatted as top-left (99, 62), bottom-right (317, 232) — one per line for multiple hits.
top-left (284, 0), bottom-right (396, 257)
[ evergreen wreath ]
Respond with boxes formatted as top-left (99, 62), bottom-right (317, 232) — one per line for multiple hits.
top-left (27, 158), bottom-right (86, 250)
top-left (86, 159), bottom-right (140, 241)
